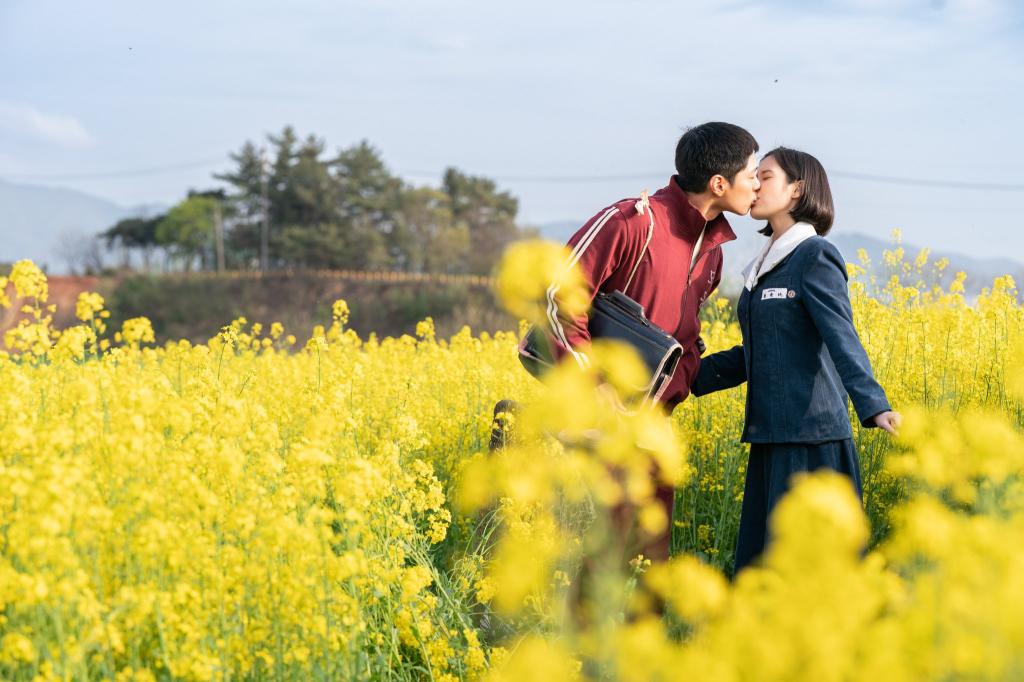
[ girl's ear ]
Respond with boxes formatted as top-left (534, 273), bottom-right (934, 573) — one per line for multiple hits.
top-left (791, 179), bottom-right (804, 200)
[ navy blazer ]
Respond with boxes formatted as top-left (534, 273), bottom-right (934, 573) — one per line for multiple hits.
top-left (691, 236), bottom-right (891, 443)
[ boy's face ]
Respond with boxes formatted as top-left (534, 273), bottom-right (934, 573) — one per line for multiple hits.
top-left (715, 153), bottom-right (760, 215)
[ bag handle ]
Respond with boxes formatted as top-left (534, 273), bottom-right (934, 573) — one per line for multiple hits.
top-left (624, 190), bottom-right (655, 295)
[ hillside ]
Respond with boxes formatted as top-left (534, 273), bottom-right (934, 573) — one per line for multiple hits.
top-left (0, 179), bottom-right (162, 272)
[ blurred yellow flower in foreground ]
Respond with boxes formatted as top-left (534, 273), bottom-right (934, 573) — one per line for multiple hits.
top-left (494, 239), bottom-right (589, 324)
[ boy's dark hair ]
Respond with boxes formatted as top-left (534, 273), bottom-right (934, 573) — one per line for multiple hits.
top-left (674, 122), bottom-right (759, 193)
top-left (756, 147), bottom-right (835, 236)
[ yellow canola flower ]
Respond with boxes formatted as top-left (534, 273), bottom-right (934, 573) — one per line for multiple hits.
top-left (332, 298), bottom-right (350, 326)
top-left (485, 636), bottom-right (581, 682)
top-left (0, 632), bottom-right (36, 664)
top-left (767, 470), bottom-right (870, 567)
top-left (890, 405), bottom-right (1024, 501)
top-left (9, 259), bottom-right (48, 301)
top-left (75, 291), bottom-right (105, 321)
top-left (644, 554), bottom-right (728, 621)
top-left (119, 317), bottom-right (155, 346)
top-left (494, 239), bottom-right (589, 324)
top-left (51, 324), bottom-right (96, 362)
top-left (0, 275), bottom-right (10, 308)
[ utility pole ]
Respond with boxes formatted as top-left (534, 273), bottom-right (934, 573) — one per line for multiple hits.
top-left (260, 146), bottom-right (270, 273)
top-left (213, 199), bottom-right (225, 273)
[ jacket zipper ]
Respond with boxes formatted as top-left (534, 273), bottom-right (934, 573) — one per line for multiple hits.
top-left (680, 220), bottom-right (711, 322)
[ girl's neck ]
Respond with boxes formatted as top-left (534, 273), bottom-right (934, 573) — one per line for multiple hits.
top-left (768, 213), bottom-right (797, 243)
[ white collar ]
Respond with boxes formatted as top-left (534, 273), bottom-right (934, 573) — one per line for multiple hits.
top-left (742, 221), bottom-right (818, 291)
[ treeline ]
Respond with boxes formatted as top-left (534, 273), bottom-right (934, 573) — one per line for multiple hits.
top-left (101, 127), bottom-right (528, 275)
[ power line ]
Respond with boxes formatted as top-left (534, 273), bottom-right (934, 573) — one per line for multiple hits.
top-left (3, 157), bottom-right (227, 182)
top-left (402, 168), bottom-right (1024, 192)
top-left (830, 170), bottom-right (1024, 192)
top-left (400, 169), bottom-right (665, 183)
top-left (5, 157), bottom-right (1024, 193)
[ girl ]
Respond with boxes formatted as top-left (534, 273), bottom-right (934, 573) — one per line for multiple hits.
top-left (691, 147), bottom-right (900, 575)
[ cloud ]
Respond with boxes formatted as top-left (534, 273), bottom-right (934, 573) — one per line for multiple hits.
top-left (0, 101), bottom-right (96, 148)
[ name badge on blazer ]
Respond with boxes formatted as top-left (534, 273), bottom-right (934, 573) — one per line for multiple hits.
top-left (761, 287), bottom-right (791, 300)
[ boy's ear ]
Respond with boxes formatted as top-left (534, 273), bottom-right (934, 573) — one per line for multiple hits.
top-left (709, 174), bottom-right (727, 196)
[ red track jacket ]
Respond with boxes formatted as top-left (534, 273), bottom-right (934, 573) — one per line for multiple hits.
top-left (521, 176), bottom-right (736, 408)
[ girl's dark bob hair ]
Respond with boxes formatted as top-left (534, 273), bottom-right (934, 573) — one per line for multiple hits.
top-left (758, 147), bottom-right (835, 236)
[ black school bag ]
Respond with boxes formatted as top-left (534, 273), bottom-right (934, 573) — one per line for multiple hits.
top-left (519, 195), bottom-right (689, 405)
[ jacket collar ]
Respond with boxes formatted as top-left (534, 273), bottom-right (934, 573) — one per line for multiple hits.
top-left (653, 176), bottom-right (736, 250)
top-left (742, 221), bottom-right (818, 290)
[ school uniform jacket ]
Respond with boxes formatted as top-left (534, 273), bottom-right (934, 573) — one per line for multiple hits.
top-left (519, 177), bottom-right (737, 408)
top-left (691, 224), bottom-right (891, 443)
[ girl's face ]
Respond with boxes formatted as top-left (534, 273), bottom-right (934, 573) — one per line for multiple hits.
top-left (750, 155), bottom-right (801, 222)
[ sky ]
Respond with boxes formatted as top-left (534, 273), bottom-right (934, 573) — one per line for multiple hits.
top-left (1, 0), bottom-right (1023, 261)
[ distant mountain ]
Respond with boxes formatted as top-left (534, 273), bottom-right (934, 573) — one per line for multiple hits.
top-left (829, 231), bottom-right (1024, 297)
top-left (533, 219), bottom-right (585, 244)
top-left (0, 180), bottom-right (167, 273)
top-left (536, 219), bottom-right (1023, 299)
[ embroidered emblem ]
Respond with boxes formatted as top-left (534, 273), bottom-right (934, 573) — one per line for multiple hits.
top-left (699, 267), bottom-right (717, 307)
top-left (787, 290), bottom-right (796, 298)
top-left (761, 287), bottom-right (788, 300)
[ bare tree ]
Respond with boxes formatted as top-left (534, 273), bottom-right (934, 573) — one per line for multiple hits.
top-left (55, 230), bottom-right (107, 275)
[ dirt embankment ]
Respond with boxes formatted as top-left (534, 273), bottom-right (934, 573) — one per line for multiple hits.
top-left (3, 271), bottom-right (515, 344)
top-left (0, 275), bottom-right (107, 338)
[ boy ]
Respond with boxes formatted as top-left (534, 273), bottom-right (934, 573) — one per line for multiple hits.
top-left (502, 122), bottom-right (761, 564)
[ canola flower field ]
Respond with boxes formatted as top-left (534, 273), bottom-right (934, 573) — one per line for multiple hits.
top-left (2, 234), bottom-right (1024, 681)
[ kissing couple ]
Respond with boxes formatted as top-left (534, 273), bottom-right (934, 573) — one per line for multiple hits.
top-left (512, 121), bottom-right (900, 577)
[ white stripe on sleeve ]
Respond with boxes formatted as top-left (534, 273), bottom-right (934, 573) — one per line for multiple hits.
top-left (545, 206), bottom-right (621, 369)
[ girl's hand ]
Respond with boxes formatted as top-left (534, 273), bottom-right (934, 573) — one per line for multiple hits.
top-left (872, 410), bottom-right (901, 435)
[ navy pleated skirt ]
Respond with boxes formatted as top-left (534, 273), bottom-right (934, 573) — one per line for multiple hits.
top-left (733, 438), bottom-right (863, 576)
